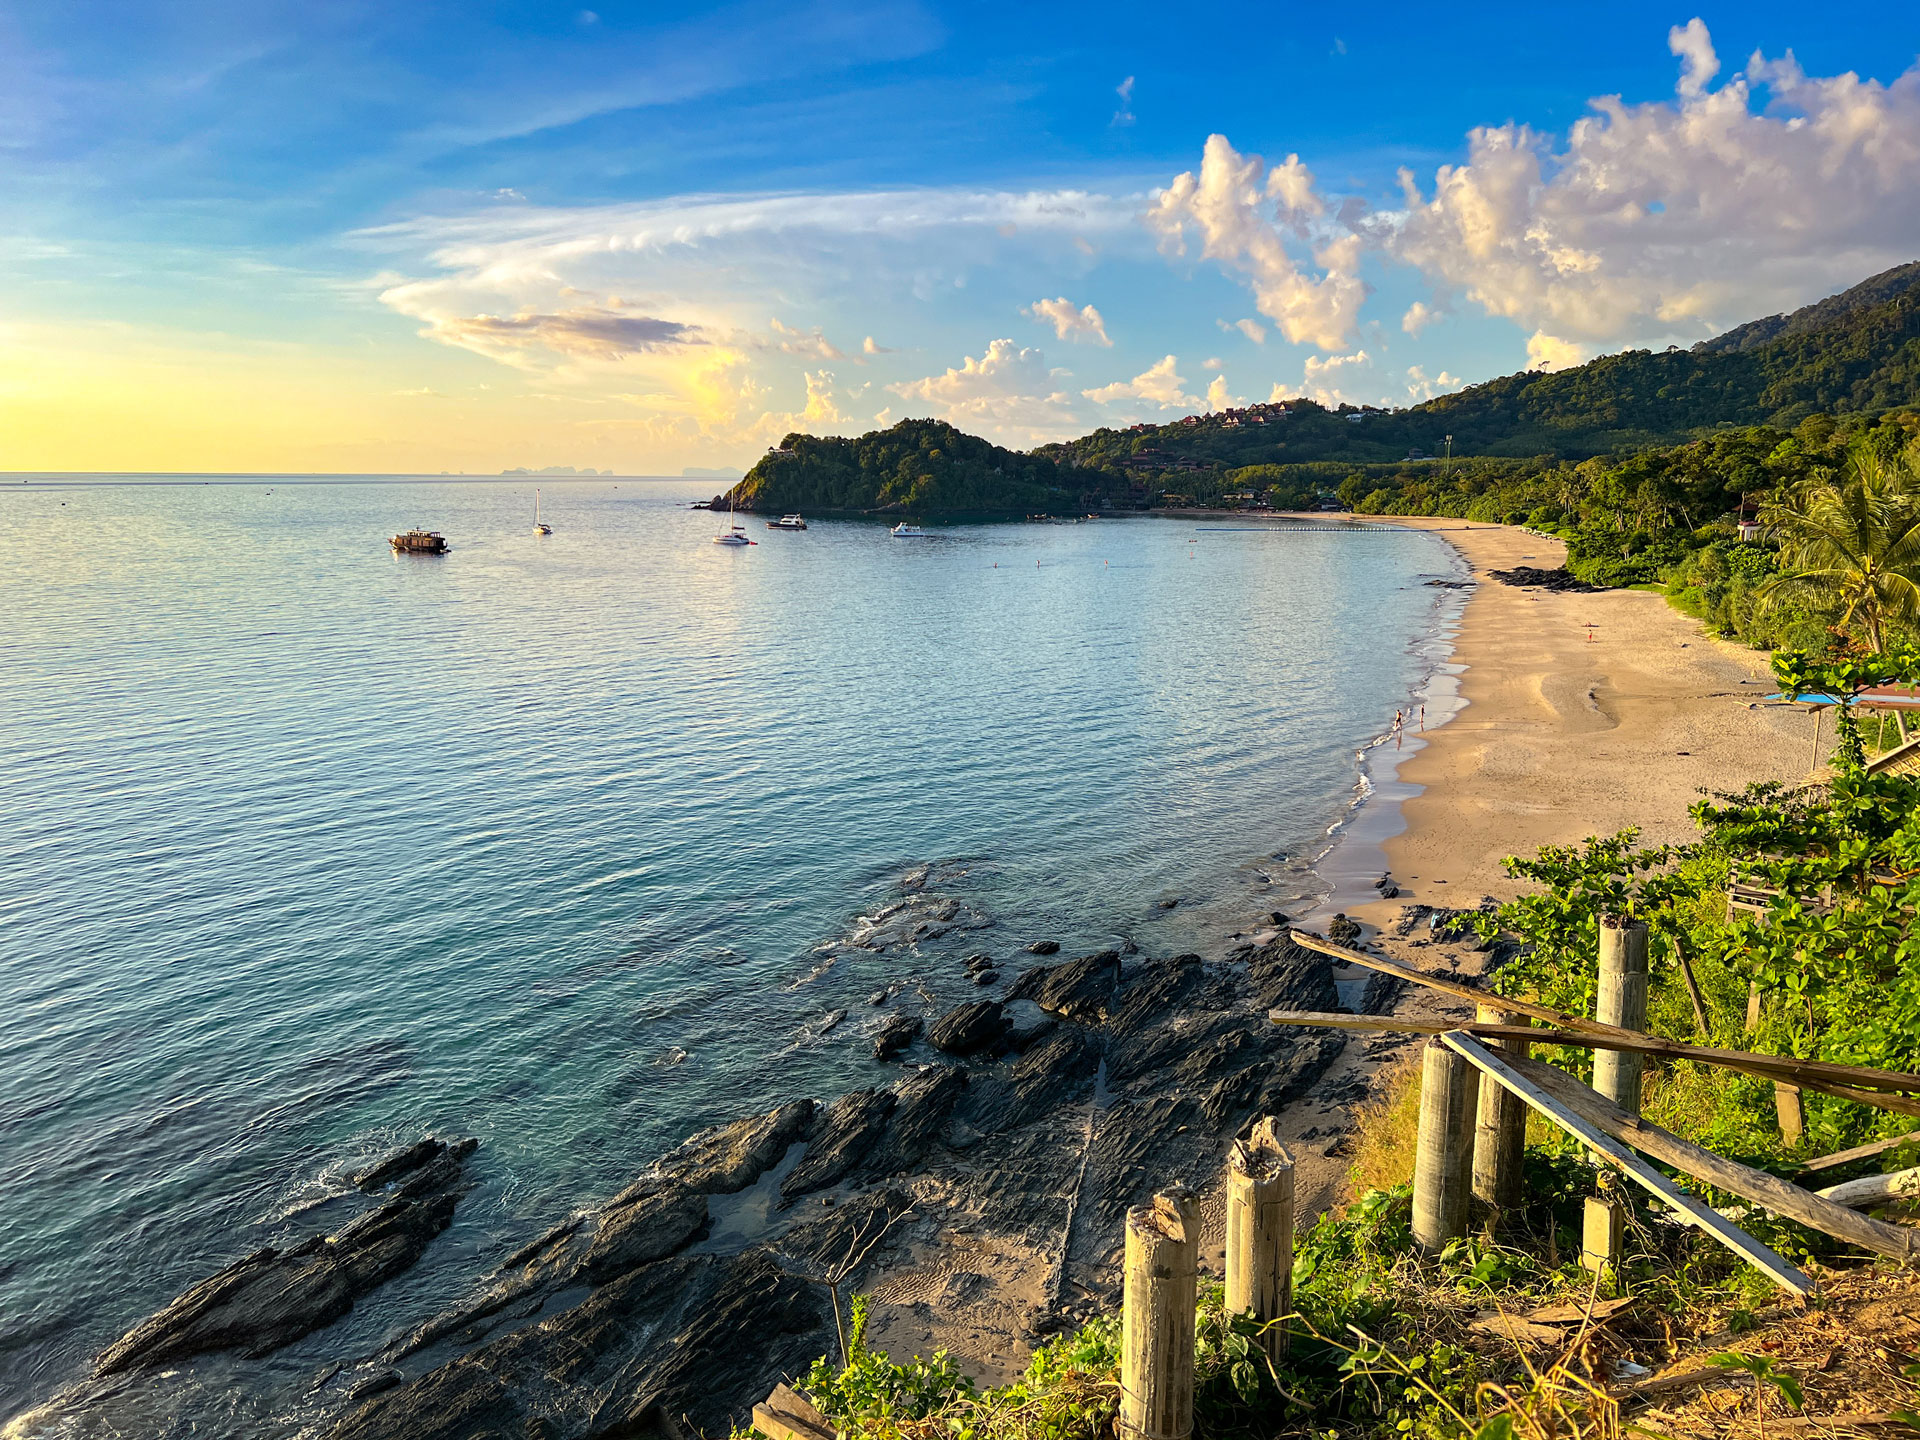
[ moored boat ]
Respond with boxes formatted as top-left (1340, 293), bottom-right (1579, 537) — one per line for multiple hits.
top-left (766, 515), bottom-right (808, 530)
top-left (391, 529), bottom-right (450, 554)
top-left (533, 488), bottom-right (552, 536)
top-left (890, 522), bottom-right (926, 538)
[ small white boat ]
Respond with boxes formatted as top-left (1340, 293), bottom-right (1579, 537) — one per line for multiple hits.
top-left (890, 522), bottom-right (926, 538)
top-left (766, 514), bottom-right (808, 531)
top-left (712, 491), bottom-right (753, 545)
top-left (533, 488), bottom-right (552, 536)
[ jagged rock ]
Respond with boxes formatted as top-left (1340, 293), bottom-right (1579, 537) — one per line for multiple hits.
top-left (1025, 940), bottom-right (1060, 955)
top-left (1488, 565), bottom-right (1600, 593)
top-left (573, 1186), bottom-right (708, 1283)
top-left (781, 1089), bottom-right (896, 1202)
top-left (352, 1139), bottom-right (444, 1191)
top-left (1156, 898), bottom-right (1179, 909)
top-left (1245, 933), bottom-right (1339, 1012)
top-left (1029, 950), bottom-right (1121, 1020)
top-left (871, 1011), bottom-right (922, 1060)
top-left (652, 1100), bottom-right (816, 1194)
top-left (1000, 999), bottom-right (1056, 1051)
top-left (862, 1065), bottom-right (966, 1177)
top-left (929, 1000), bottom-right (1007, 1055)
top-left (962, 1026), bottom-right (1093, 1133)
top-left (1327, 914), bottom-right (1361, 943)
top-left (93, 1139), bottom-right (476, 1376)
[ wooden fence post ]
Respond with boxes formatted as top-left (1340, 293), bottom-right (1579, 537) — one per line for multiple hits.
top-left (1581, 1195), bottom-right (1626, 1275)
top-left (1121, 1188), bottom-right (1197, 1440)
top-left (1412, 1039), bottom-right (1479, 1251)
top-left (1593, 916), bottom-right (1649, 1113)
top-left (1225, 1117), bottom-right (1293, 1360)
top-left (1471, 1004), bottom-right (1529, 1224)
top-left (1775, 1083), bottom-right (1806, 1147)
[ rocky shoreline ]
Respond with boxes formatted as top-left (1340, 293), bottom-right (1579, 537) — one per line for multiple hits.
top-left (9, 923), bottom-right (1382, 1440)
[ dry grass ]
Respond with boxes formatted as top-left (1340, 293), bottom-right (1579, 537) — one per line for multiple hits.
top-left (1345, 1057), bottom-right (1423, 1200)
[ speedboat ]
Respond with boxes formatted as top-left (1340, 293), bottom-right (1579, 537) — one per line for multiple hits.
top-left (766, 515), bottom-right (808, 530)
top-left (890, 522), bottom-right (926, 538)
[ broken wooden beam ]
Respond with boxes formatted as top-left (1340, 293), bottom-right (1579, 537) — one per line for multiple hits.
top-left (752, 1384), bottom-right (836, 1440)
top-left (1802, 1130), bottom-right (1920, 1173)
top-left (1815, 1165), bottom-right (1920, 1210)
top-left (1436, 1032), bottom-right (1818, 1296)
top-left (1499, 1052), bottom-right (1920, 1265)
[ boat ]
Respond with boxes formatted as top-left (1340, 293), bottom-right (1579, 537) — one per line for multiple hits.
top-left (766, 515), bottom-right (808, 531)
top-left (711, 491), bottom-right (753, 546)
top-left (391, 529), bottom-right (450, 554)
top-left (533, 488), bottom-right (552, 536)
top-left (890, 522), bottom-right (926, 538)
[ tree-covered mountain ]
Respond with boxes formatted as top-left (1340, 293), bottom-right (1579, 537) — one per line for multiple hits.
top-left (724, 418), bottom-right (1121, 515)
top-left (1040, 260), bottom-right (1920, 473)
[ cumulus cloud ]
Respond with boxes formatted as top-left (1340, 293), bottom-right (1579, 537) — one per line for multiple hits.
top-left (1405, 365), bottom-right (1463, 401)
top-left (1525, 331), bottom-right (1587, 371)
top-left (1401, 301), bottom-right (1439, 336)
top-left (1082, 354), bottom-right (1197, 410)
top-left (887, 339), bottom-right (1082, 442)
top-left (1201, 356), bottom-right (1224, 371)
top-left (863, 336), bottom-right (895, 355)
top-left (417, 305), bottom-right (701, 364)
top-left (1025, 296), bottom-right (1113, 346)
top-left (1384, 22), bottom-right (1920, 345)
top-left (769, 317), bottom-right (844, 359)
top-left (1300, 349), bottom-right (1373, 405)
top-left (1147, 135), bottom-right (1365, 351)
top-left (1205, 375), bottom-right (1243, 411)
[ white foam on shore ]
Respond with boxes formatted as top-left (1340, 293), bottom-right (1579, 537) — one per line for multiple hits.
top-left (1295, 541), bottom-right (1475, 929)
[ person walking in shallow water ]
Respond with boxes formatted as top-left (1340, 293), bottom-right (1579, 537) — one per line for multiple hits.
top-left (1392, 709), bottom-right (1404, 750)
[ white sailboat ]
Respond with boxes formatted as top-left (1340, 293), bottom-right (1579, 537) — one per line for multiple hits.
top-left (533, 488), bottom-right (552, 535)
top-left (712, 489), bottom-right (751, 545)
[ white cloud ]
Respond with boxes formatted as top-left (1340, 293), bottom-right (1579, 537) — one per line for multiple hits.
top-left (863, 336), bottom-right (895, 355)
top-left (1383, 24), bottom-right (1920, 345)
top-left (1205, 375), bottom-right (1243, 411)
top-left (1233, 317), bottom-right (1267, 344)
top-left (1201, 356), bottom-right (1224, 371)
top-left (1025, 296), bottom-right (1113, 346)
top-left (1401, 301), bottom-right (1439, 336)
top-left (1525, 331), bottom-right (1587, 371)
top-left (886, 339), bottom-right (1082, 443)
top-left (1113, 75), bottom-right (1136, 127)
top-left (1147, 135), bottom-right (1365, 351)
top-left (1405, 365), bottom-right (1463, 400)
top-left (1082, 354), bottom-right (1198, 411)
top-left (769, 317), bottom-right (844, 359)
top-left (1300, 348), bottom-right (1373, 405)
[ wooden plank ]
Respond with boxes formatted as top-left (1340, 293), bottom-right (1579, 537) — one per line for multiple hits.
top-left (753, 1384), bottom-right (836, 1440)
top-left (1266, 1008), bottom-right (1920, 1095)
top-left (1501, 1052), bottom-right (1920, 1265)
top-left (1803, 1130), bottom-right (1920, 1173)
top-left (1436, 1032), bottom-right (1818, 1296)
top-left (1815, 1165), bottom-right (1920, 1209)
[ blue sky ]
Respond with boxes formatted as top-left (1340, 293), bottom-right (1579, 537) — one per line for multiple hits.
top-left (5, 1), bottom-right (1920, 472)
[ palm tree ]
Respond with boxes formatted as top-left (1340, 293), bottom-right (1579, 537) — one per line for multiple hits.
top-left (1760, 444), bottom-right (1920, 651)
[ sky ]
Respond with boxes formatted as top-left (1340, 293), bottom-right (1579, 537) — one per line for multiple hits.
top-left (4, 2), bottom-right (1919, 475)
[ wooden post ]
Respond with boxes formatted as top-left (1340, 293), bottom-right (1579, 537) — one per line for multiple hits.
top-left (1593, 917), bottom-right (1649, 1113)
top-left (1775, 1083), bottom-right (1806, 1147)
top-left (1412, 1039), bottom-right (1479, 1252)
top-left (1121, 1188), bottom-right (1197, 1440)
top-left (1581, 1195), bottom-right (1625, 1275)
top-left (1225, 1118), bottom-right (1293, 1360)
top-left (1747, 983), bottom-right (1762, 1034)
top-left (1471, 1004), bottom-right (1529, 1223)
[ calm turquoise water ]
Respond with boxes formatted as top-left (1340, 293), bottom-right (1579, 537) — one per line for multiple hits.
top-left (0, 478), bottom-right (1458, 1428)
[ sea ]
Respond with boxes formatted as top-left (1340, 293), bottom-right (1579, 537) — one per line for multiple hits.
top-left (0, 476), bottom-right (1464, 1433)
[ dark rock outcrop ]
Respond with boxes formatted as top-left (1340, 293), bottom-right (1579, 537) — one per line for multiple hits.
top-left (93, 1138), bottom-right (477, 1377)
top-left (1006, 950), bottom-right (1121, 1020)
top-left (781, 1088), bottom-right (895, 1202)
top-left (652, 1100), bottom-right (816, 1194)
top-left (928, 1000), bottom-right (1007, 1056)
top-left (572, 1185), bottom-right (709, 1283)
top-left (871, 1011), bottom-right (922, 1060)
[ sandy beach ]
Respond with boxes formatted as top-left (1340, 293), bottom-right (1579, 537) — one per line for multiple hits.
top-left (1347, 519), bottom-right (1811, 931)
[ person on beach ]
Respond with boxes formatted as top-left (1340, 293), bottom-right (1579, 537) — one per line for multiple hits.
top-left (1392, 710), bottom-right (1404, 749)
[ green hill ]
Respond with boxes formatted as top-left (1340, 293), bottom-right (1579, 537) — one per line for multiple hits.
top-left (724, 418), bottom-right (1120, 516)
top-left (1041, 260), bottom-right (1920, 473)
